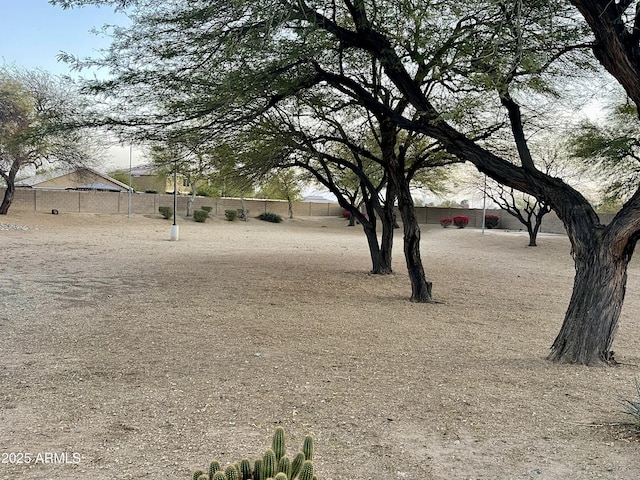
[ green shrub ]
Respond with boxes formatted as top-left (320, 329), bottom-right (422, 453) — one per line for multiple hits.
top-left (193, 210), bottom-right (208, 223)
top-left (158, 206), bottom-right (173, 220)
top-left (258, 212), bottom-right (282, 223)
top-left (201, 206), bottom-right (213, 213)
top-left (191, 427), bottom-right (317, 480)
top-left (485, 214), bottom-right (500, 229)
top-left (145, 189), bottom-right (157, 194)
top-left (621, 378), bottom-right (640, 431)
top-left (225, 209), bottom-right (238, 221)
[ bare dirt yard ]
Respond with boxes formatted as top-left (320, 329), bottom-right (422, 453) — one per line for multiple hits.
top-left (1, 210), bottom-right (639, 480)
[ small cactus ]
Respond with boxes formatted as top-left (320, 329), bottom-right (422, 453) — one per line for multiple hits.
top-left (298, 461), bottom-right (314, 480)
top-left (263, 449), bottom-right (276, 479)
top-left (190, 428), bottom-right (317, 480)
top-left (239, 458), bottom-right (252, 480)
top-left (209, 461), bottom-right (222, 479)
top-left (225, 464), bottom-right (240, 480)
top-left (193, 470), bottom-right (205, 480)
top-left (290, 452), bottom-right (305, 479)
top-left (302, 436), bottom-right (314, 461)
top-left (272, 426), bottom-right (286, 462)
top-left (277, 456), bottom-right (291, 478)
top-left (254, 458), bottom-right (263, 480)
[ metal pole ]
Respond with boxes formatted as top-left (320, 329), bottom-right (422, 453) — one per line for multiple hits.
top-left (170, 158), bottom-right (179, 240)
top-left (481, 174), bottom-right (487, 234)
top-left (127, 145), bottom-right (132, 218)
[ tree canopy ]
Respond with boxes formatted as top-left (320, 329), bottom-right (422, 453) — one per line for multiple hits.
top-left (0, 67), bottom-right (97, 213)
top-left (49, 0), bottom-right (640, 364)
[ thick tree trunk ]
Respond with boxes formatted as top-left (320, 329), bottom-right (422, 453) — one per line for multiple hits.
top-left (0, 182), bottom-right (15, 215)
top-left (395, 182), bottom-right (432, 302)
top-left (549, 243), bottom-right (629, 365)
top-left (362, 222), bottom-right (392, 274)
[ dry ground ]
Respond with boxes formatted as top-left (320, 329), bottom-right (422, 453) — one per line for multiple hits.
top-left (1, 211), bottom-right (639, 480)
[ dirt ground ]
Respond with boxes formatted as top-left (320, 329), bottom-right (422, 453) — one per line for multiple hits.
top-left (1, 210), bottom-right (639, 480)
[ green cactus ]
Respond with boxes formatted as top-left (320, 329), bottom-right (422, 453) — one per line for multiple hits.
top-left (254, 458), bottom-right (263, 480)
top-left (290, 452), bottom-right (305, 479)
top-left (225, 464), bottom-right (240, 480)
top-left (298, 461), bottom-right (314, 480)
top-left (239, 458), bottom-right (252, 480)
top-left (209, 461), bottom-right (222, 479)
top-left (277, 455), bottom-right (291, 478)
top-left (189, 428), bottom-right (318, 480)
top-left (192, 470), bottom-right (206, 480)
top-left (302, 436), bottom-right (314, 461)
top-left (212, 472), bottom-right (228, 480)
top-left (272, 426), bottom-right (286, 462)
top-left (263, 449), bottom-right (276, 479)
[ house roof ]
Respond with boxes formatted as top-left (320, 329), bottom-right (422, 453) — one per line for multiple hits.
top-left (16, 166), bottom-right (132, 192)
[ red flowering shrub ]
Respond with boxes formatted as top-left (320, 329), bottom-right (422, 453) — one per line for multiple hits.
top-left (485, 214), bottom-right (500, 229)
top-left (440, 217), bottom-right (453, 228)
top-left (342, 210), bottom-right (351, 219)
top-left (453, 215), bottom-right (469, 228)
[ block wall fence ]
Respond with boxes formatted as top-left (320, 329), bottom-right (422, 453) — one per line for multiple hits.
top-left (1, 188), bottom-right (614, 234)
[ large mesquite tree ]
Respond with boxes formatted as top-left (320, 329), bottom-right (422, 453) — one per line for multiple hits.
top-left (51, 0), bottom-right (640, 364)
top-left (0, 67), bottom-right (94, 214)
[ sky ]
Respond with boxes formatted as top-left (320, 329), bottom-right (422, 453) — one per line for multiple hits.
top-left (0, 0), bottom-right (136, 170)
top-left (0, 0), bottom-right (128, 76)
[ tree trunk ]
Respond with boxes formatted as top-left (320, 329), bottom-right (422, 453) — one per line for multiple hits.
top-left (548, 243), bottom-right (629, 365)
top-left (395, 181), bottom-right (432, 302)
top-left (527, 222), bottom-right (539, 247)
top-left (0, 181), bottom-right (15, 215)
top-left (362, 221), bottom-right (392, 274)
top-left (287, 197), bottom-right (294, 219)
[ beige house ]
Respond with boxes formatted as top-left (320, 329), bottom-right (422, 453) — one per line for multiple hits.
top-left (16, 167), bottom-right (131, 192)
top-left (126, 164), bottom-right (192, 194)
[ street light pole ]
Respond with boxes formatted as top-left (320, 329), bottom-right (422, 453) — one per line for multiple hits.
top-left (127, 145), bottom-right (132, 218)
top-left (481, 174), bottom-right (487, 234)
top-left (170, 158), bottom-right (179, 241)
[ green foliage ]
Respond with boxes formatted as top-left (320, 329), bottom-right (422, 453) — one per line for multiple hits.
top-left (569, 103), bottom-right (640, 203)
top-left (201, 206), bottom-right (213, 213)
top-left (193, 209), bottom-right (209, 222)
top-left (258, 212), bottom-right (283, 223)
top-left (191, 428), bottom-right (317, 480)
top-left (224, 209), bottom-right (238, 221)
top-left (158, 206), bottom-right (173, 219)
